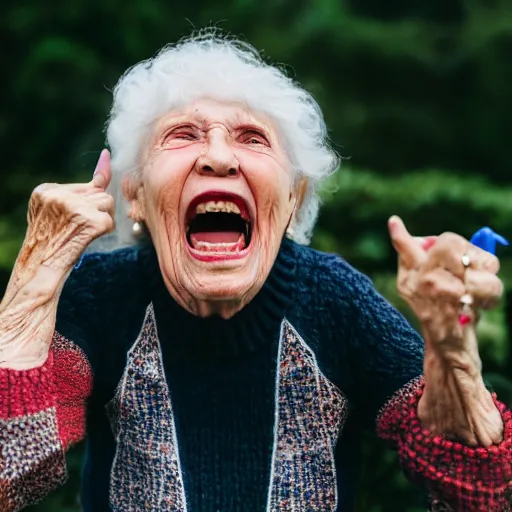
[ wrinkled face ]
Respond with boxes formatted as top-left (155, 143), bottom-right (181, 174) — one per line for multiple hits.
top-left (127, 98), bottom-right (296, 318)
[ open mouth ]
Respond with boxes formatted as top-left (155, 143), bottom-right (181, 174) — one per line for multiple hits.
top-left (185, 192), bottom-right (252, 258)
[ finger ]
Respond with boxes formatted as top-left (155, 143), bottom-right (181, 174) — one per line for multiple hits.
top-left (467, 245), bottom-right (500, 274)
top-left (465, 270), bottom-right (503, 309)
top-left (91, 149), bottom-right (112, 191)
top-left (89, 192), bottom-right (115, 215)
top-left (423, 233), bottom-right (468, 278)
top-left (418, 268), bottom-right (466, 303)
top-left (88, 210), bottom-right (116, 236)
top-left (388, 216), bottom-right (426, 268)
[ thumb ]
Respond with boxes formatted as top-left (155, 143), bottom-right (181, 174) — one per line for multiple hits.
top-left (388, 216), bottom-right (426, 268)
top-left (91, 149), bottom-right (112, 190)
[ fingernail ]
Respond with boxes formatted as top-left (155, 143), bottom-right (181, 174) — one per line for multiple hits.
top-left (422, 237), bottom-right (437, 251)
top-left (388, 216), bottom-right (399, 234)
top-left (93, 149), bottom-right (108, 176)
top-left (459, 314), bottom-right (472, 326)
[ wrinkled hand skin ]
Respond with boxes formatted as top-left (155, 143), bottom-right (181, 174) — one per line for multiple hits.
top-left (0, 150), bottom-right (114, 370)
top-left (388, 216), bottom-right (504, 447)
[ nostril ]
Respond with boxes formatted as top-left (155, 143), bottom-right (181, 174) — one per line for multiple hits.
top-left (228, 168), bottom-right (238, 176)
top-left (202, 165), bottom-right (215, 174)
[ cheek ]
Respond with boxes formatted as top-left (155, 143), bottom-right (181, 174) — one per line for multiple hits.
top-left (143, 148), bottom-right (198, 219)
top-left (237, 152), bottom-right (294, 211)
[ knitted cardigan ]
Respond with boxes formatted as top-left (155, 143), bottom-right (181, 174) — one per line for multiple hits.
top-left (0, 237), bottom-right (511, 511)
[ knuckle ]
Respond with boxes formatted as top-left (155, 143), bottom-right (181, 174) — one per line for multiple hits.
top-left (418, 275), bottom-right (439, 297)
top-left (105, 194), bottom-right (115, 209)
top-left (437, 232), bottom-right (466, 253)
top-left (419, 271), bottom-right (437, 289)
top-left (491, 277), bottom-right (504, 298)
top-left (483, 254), bottom-right (500, 273)
top-left (464, 270), bottom-right (479, 289)
top-left (439, 232), bottom-right (462, 244)
top-left (31, 183), bottom-right (53, 200)
top-left (468, 275), bottom-right (503, 302)
top-left (97, 213), bottom-right (115, 233)
top-left (104, 217), bottom-right (115, 234)
top-left (419, 270), bottom-right (463, 299)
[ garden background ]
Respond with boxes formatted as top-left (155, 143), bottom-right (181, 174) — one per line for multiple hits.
top-left (2, 0), bottom-right (512, 510)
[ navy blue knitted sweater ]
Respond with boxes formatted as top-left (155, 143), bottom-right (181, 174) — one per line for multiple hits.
top-left (55, 236), bottom-right (424, 511)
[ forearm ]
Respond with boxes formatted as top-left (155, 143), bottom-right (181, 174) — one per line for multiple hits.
top-left (0, 225), bottom-right (76, 369)
top-left (0, 264), bottom-right (65, 370)
top-left (0, 258), bottom-right (91, 510)
top-left (418, 328), bottom-right (503, 447)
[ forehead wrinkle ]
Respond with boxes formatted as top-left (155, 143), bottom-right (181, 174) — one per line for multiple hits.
top-left (198, 110), bottom-right (269, 132)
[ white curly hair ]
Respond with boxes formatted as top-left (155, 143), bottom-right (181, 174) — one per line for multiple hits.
top-left (104, 30), bottom-right (339, 248)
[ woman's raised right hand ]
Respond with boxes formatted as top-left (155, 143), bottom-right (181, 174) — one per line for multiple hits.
top-left (0, 150), bottom-right (115, 369)
top-left (19, 149), bottom-right (115, 277)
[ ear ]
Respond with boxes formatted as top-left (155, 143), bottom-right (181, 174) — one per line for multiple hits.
top-left (121, 173), bottom-right (146, 222)
top-left (286, 178), bottom-right (308, 233)
top-left (294, 178), bottom-right (308, 211)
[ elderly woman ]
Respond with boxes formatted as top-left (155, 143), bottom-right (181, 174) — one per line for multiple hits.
top-left (0, 33), bottom-right (511, 512)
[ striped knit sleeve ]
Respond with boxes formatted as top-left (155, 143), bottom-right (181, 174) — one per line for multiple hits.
top-left (0, 331), bottom-right (92, 511)
top-left (377, 377), bottom-right (512, 511)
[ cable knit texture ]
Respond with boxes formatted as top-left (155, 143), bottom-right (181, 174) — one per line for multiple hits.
top-left (0, 236), bottom-right (510, 511)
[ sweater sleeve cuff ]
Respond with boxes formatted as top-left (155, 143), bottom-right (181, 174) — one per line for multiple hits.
top-left (0, 352), bottom-right (55, 419)
top-left (376, 376), bottom-right (512, 511)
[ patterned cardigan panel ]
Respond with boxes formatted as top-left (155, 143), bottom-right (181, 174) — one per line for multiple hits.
top-left (105, 309), bottom-right (350, 512)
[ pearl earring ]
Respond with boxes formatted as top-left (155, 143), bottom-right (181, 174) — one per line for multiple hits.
top-left (132, 221), bottom-right (143, 236)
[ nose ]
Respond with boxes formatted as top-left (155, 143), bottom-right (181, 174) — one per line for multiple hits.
top-left (194, 130), bottom-right (240, 177)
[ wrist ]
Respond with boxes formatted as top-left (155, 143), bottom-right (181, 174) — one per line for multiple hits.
top-left (3, 257), bottom-right (70, 311)
top-left (0, 266), bottom-right (62, 370)
top-left (421, 321), bottom-right (483, 377)
top-left (420, 351), bottom-right (503, 446)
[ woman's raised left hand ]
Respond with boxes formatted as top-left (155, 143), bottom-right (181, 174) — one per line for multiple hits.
top-left (388, 215), bottom-right (503, 360)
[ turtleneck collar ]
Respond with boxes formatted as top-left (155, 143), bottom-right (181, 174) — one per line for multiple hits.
top-left (137, 237), bottom-right (298, 359)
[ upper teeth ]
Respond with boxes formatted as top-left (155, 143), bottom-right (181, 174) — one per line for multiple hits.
top-left (196, 201), bottom-right (241, 215)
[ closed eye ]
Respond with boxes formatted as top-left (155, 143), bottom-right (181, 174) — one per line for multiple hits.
top-left (238, 129), bottom-right (270, 147)
top-left (174, 131), bottom-right (197, 140)
top-left (162, 125), bottom-right (199, 145)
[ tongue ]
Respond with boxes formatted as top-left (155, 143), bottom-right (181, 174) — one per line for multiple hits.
top-left (192, 231), bottom-right (242, 244)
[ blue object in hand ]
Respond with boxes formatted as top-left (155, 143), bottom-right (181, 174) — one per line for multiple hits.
top-left (470, 227), bottom-right (509, 255)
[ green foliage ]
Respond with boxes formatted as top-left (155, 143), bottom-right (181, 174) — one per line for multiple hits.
top-left (3, 0), bottom-right (512, 510)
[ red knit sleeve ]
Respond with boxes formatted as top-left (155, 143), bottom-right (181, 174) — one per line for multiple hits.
top-left (0, 332), bottom-right (93, 512)
top-left (376, 377), bottom-right (512, 511)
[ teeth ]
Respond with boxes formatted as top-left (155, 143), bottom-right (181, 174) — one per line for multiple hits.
top-left (196, 201), bottom-right (241, 216)
top-left (190, 233), bottom-right (246, 253)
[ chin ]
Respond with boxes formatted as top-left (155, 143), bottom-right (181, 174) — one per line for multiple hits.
top-left (190, 271), bottom-right (256, 301)
top-left (165, 189), bottom-right (280, 317)
top-left (180, 269), bottom-right (260, 318)
top-left (184, 242), bottom-right (262, 297)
